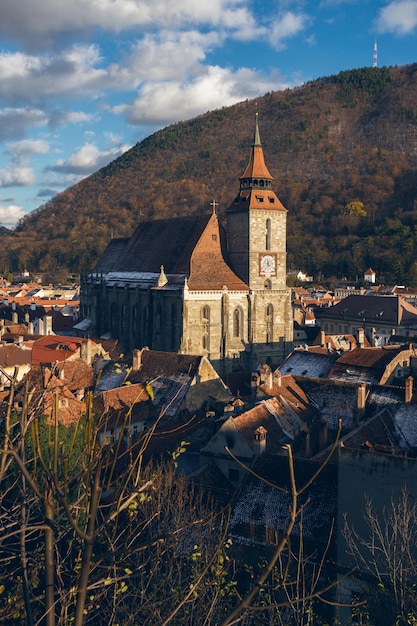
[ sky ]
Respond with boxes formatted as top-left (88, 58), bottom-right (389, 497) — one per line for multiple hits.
top-left (0, 0), bottom-right (416, 229)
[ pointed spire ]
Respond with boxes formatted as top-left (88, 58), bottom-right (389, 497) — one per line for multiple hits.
top-left (157, 265), bottom-right (168, 287)
top-left (240, 114), bottom-right (273, 186)
top-left (254, 112), bottom-right (261, 146)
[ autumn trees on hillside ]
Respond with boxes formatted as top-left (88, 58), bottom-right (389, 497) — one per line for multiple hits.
top-left (1, 66), bottom-right (417, 283)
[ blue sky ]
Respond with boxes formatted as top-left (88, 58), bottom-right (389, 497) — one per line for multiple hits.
top-left (0, 0), bottom-right (416, 229)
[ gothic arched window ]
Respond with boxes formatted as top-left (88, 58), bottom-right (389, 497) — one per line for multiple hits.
top-left (266, 218), bottom-right (271, 251)
top-left (266, 303), bottom-right (273, 345)
top-left (202, 306), bottom-right (210, 351)
top-left (170, 304), bottom-right (177, 350)
top-left (233, 307), bottom-right (243, 338)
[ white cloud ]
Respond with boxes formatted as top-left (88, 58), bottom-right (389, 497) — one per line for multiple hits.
top-left (0, 167), bottom-right (36, 187)
top-left (126, 30), bottom-right (220, 82)
top-left (376, 1), bottom-right (417, 35)
top-left (268, 11), bottom-right (310, 50)
top-left (0, 107), bottom-right (48, 140)
top-left (0, 203), bottom-right (27, 229)
top-left (48, 109), bottom-right (95, 129)
top-left (117, 66), bottom-right (289, 125)
top-left (0, 139), bottom-right (49, 190)
top-left (0, 45), bottom-right (109, 103)
top-left (51, 141), bottom-right (130, 174)
top-left (0, 0), bottom-right (257, 47)
top-left (7, 139), bottom-right (49, 159)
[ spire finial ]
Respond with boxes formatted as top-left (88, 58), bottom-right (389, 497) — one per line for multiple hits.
top-left (254, 112), bottom-right (261, 146)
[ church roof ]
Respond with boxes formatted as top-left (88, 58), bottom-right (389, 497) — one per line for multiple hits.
top-left (240, 114), bottom-right (274, 181)
top-left (106, 215), bottom-right (213, 274)
top-left (229, 189), bottom-right (287, 213)
top-left (94, 237), bottom-right (130, 273)
top-left (93, 212), bottom-right (248, 292)
top-left (228, 115), bottom-right (287, 214)
top-left (187, 213), bottom-right (248, 291)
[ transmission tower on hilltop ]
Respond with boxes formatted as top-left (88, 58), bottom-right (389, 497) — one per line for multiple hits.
top-left (373, 40), bottom-right (378, 68)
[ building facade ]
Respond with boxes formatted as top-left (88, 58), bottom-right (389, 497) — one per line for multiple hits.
top-left (79, 118), bottom-right (293, 372)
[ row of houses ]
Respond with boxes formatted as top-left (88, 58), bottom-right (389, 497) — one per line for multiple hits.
top-left (2, 278), bottom-right (417, 618)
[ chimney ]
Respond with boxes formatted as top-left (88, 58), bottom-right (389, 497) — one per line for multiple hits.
top-left (356, 383), bottom-right (367, 423)
top-left (45, 316), bottom-right (53, 335)
top-left (251, 371), bottom-right (260, 400)
top-left (259, 364), bottom-right (273, 388)
top-left (80, 338), bottom-right (92, 365)
top-left (405, 376), bottom-right (413, 403)
top-left (24, 312), bottom-right (29, 323)
top-left (320, 330), bottom-right (326, 347)
top-left (357, 327), bottom-right (365, 348)
top-left (254, 426), bottom-right (267, 456)
top-left (12, 312), bottom-right (18, 324)
top-left (28, 322), bottom-right (34, 335)
top-left (273, 369), bottom-right (282, 387)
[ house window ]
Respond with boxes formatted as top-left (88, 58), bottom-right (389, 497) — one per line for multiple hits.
top-left (266, 218), bottom-right (271, 250)
top-left (212, 234), bottom-right (217, 241)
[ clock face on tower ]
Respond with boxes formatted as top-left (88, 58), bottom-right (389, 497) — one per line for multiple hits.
top-left (259, 253), bottom-right (277, 276)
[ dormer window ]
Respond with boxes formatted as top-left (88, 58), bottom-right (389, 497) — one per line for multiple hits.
top-left (269, 197), bottom-right (275, 203)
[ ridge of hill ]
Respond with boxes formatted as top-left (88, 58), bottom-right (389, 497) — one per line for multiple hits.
top-left (3, 64), bottom-right (417, 285)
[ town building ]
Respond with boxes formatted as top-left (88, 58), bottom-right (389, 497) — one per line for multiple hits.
top-left (317, 293), bottom-right (417, 346)
top-left (79, 118), bottom-right (293, 373)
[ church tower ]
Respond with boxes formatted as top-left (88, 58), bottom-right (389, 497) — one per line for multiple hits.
top-left (226, 113), bottom-right (288, 289)
top-left (226, 115), bottom-right (292, 364)
top-left (80, 114), bottom-right (293, 373)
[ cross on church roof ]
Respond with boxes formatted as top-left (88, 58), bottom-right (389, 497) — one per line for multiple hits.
top-left (210, 199), bottom-right (218, 214)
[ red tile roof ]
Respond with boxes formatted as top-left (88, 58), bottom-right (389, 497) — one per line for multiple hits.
top-left (188, 214), bottom-right (248, 291)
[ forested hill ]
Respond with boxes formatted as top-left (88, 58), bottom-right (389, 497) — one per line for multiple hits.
top-left (4, 64), bottom-right (417, 285)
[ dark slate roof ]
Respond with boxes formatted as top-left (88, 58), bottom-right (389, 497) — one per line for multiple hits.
top-left (93, 238), bottom-right (130, 273)
top-left (128, 350), bottom-right (203, 418)
top-left (278, 349), bottom-right (339, 378)
top-left (296, 377), bottom-right (362, 430)
top-left (229, 455), bottom-right (337, 553)
top-left (129, 349), bottom-right (202, 381)
top-left (318, 294), bottom-right (417, 326)
top-left (111, 215), bottom-right (213, 274)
